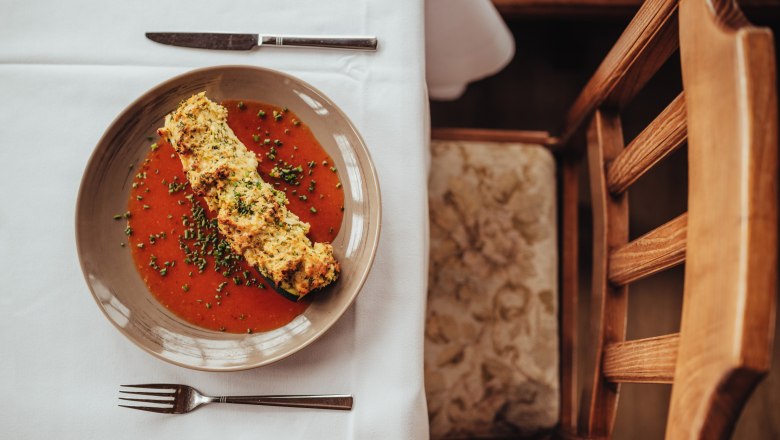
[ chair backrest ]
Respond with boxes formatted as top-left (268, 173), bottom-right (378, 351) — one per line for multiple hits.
top-left (556, 0), bottom-right (778, 438)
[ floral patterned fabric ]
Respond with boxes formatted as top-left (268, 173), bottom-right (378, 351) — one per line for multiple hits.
top-left (426, 140), bottom-right (559, 438)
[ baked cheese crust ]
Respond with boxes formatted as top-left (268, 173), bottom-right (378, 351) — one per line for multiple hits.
top-left (158, 92), bottom-right (339, 297)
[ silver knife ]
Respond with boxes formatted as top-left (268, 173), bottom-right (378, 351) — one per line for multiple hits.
top-left (146, 32), bottom-right (377, 51)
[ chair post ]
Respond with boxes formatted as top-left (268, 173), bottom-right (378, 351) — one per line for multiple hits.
top-left (667, 0), bottom-right (778, 437)
top-left (559, 154), bottom-right (580, 434)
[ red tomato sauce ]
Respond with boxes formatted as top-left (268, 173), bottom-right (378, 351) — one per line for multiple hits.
top-left (123, 100), bottom-right (344, 333)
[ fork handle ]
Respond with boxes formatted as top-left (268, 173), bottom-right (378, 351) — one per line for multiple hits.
top-left (219, 394), bottom-right (353, 411)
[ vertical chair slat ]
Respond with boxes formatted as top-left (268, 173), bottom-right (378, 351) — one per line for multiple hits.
top-left (583, 109), bottom-right (629, 437)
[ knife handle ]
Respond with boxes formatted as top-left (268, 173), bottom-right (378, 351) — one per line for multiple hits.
top-left (261, 36), bottom-right (377, 51)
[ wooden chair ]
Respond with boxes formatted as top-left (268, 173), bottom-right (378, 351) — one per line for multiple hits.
top-left (490, 0), bottom-right (780, 18)
top-left (425, 0), bottom-right (777, 438)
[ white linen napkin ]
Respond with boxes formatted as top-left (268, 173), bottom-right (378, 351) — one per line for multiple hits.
top-left (425, 0), bottom-right (515, 100)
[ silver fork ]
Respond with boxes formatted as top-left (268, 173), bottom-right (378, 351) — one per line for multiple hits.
top-left (119, 383), bottom-right (353, 413)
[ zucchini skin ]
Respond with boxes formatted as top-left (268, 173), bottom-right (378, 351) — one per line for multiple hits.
top-left (257, 271), bottom-right (338, 302)
top-left (258, 272), bottom-right (304, 302)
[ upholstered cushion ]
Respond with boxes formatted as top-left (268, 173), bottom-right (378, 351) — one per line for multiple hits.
top-left (426, 139), bottom-right (559, 439)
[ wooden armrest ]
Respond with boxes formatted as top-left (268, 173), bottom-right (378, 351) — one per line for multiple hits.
top-left (431, 127), bottom-right (556, 145)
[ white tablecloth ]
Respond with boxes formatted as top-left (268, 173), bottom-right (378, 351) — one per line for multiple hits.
top-left (0, 0), bottom-right (431, 438)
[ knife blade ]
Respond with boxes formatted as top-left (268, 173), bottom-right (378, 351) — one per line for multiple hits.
top-left (146, 33), bottom-right (377, 51)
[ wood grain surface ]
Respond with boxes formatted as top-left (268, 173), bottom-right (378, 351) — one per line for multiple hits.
top-left (666, 0), bottom-right (778, 438)
top-left (606, 93), bottom-right (687, 195)
top-left (603, 333), bottom-right (679, 384)
top-left (555, 0), bottom-right (679, 150)
top-left (608, 213), bottom-right (687, 286)
top-left (584, 109), bottom-right (629, 437)
top-left (560, 157), bottom-right (580, 433)
top-left (430, 127), bottom-right (555, 145)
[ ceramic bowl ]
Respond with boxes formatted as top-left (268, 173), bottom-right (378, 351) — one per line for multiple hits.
top-left (76, 66), bottom-right (381, 371)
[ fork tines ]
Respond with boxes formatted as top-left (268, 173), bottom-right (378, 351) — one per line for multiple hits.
top-left (119, 384), bottom-right (177, 413)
